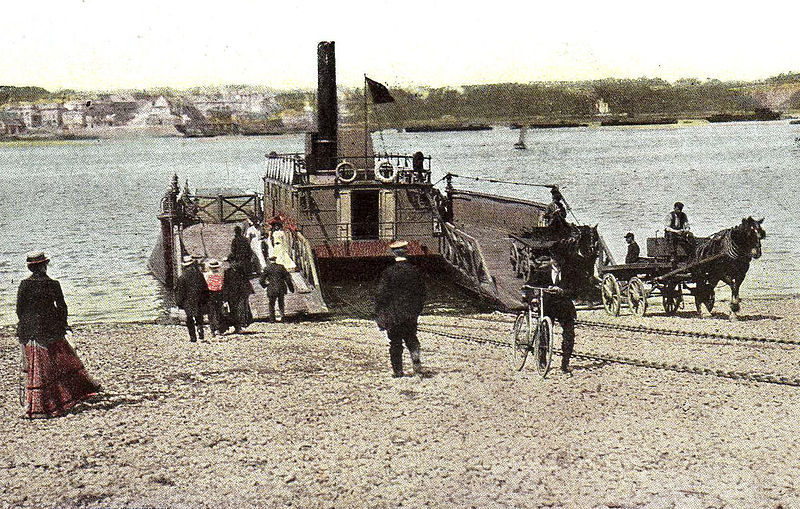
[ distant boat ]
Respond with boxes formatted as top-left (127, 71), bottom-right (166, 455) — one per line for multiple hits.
top-left (706, 108), bottom-right (781, 123)
top-left (789, 119), bottom-right (800, 125)
top-left (404, 124), bottom-right (492, 133)
top-left (513, 126), bottom-right (527, 150)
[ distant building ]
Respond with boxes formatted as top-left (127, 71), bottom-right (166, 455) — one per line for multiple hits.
top-left (40, 103), bottom-right (65, 128)
top-left (62, 101), bottom-right (88, 128)
top-left (595, 98), bottom-right (611, 116)
top-left (0, 111), bottom-right (26, 135)
top-left (5, 104), bottom-right (41, 127)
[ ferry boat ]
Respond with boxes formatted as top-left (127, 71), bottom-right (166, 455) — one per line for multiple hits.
top-left (150, 41), bottom-right (611, 319)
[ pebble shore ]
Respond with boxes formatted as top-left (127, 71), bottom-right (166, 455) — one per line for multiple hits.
top-left (1, 297), bottom-right (799, 508)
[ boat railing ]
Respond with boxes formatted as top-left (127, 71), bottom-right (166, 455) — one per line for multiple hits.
top-left (440, 222), bottom-right (495, 290)
top-left (264, 153), bottom-right (432, 184)
top-left (191, 192), bottom-right (262, 224)
top-left (298, 220), bottom-right (436, 244)
top-left (284, 228), bottom-right (322, 288)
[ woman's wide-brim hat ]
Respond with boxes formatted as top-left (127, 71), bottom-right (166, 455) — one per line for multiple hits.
top-left (207, 259), bottom-right (221, 270)
top-left (26, 251), bottom-right (50, 266)
top-left (181, 255), bottom-right (195, 267)
top-left (389, 240), bottom-right (408, 250)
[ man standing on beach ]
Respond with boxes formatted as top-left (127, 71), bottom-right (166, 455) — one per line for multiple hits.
top-left (174, 256), bottom-right (208, 342)
top-left (259, 255), bottom-right (295, 322)
top-left (374, 240), bottom-right (426, 378)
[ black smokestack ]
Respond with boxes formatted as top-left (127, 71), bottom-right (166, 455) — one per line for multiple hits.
top-left (316, 41), bottom-right (337, 171)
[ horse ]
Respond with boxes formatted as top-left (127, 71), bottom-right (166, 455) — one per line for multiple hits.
top-left (548, 222), bottom-right (601, 301)
top-left (693, 216), bottom-right (766, 320)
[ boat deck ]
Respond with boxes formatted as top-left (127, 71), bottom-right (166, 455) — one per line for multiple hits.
top-left (448, 189), bottom-right (548, 311)
top-left (181, 222), bottom-right (328, 320)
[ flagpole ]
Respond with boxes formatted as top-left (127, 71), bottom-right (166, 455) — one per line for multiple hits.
top-left (364, 74), bottom-right (368, 169)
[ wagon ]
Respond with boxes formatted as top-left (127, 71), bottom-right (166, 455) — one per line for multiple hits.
top-left (597, 236), bottom-right (719, 317)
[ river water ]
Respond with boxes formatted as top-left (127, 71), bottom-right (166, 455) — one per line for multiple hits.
top-left (1, 120), bottom-right (798, 325)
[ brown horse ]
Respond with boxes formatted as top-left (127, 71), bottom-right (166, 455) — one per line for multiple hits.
top-left (693, 217), bottom-right (766, 320)
top-left (549, 222), bottom-right (601, 300)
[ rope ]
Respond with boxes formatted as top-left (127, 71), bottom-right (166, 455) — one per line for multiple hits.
top-left (447, 173), bottom-right (556, 189)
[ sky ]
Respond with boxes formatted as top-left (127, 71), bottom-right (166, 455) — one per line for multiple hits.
top-left (2, 0), bottom-right (799, 91)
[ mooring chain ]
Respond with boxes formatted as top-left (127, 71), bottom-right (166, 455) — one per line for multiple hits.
top-left (329, 298), bottom-right (800, 387)
top-left (409, 324), bottom-right (800, 388)
top-left (575, 319), bottom-right (800, 347)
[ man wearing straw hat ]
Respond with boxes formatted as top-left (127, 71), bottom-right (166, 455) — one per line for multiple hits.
top-left (175, 255), bottom-right (209, 342)
top-left (374, 240), bottom-right (426, 378)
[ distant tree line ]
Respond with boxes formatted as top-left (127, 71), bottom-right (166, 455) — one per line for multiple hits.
top-left (3, 72), bottom-right (800, 125)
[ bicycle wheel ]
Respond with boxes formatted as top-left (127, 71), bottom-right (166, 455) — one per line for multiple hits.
top-left (508, 312), bottom-right (530, 371)
top-left (533, 317), bottom-right (554, 377)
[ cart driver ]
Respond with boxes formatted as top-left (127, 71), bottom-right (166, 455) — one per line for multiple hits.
top-left (530, 256), bottom-right (576, 375)
top-left (664, 202), bottom-right (694, 262)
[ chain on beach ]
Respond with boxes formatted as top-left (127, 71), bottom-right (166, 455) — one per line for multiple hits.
top-left (329, 294), bottom-right (800, 388)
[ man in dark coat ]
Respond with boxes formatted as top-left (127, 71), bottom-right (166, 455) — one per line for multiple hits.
top-left (625, 232), bottom-right (640, 264)
top-left (529, 256), bottom-right (577, 374)
top-left (229, 225), bottom-right (252, 274)
top-left (223, 258), bottom-right (254, 333)
top-left (374, 240), bottom-right (426, 377)
top-left (175, 256), bottom-right (209, 342)
top-left (259, 255), bottom-right (295, 322)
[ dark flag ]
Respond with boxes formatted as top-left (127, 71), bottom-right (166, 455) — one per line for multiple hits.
top-left (366, 77), bottom-right (395, 104)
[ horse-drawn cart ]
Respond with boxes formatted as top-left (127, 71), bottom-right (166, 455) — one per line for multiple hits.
top-left (598, 236), bottom-right (722, 317)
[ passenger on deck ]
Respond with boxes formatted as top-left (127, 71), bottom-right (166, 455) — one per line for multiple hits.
top-left (412, 151), bottom-right (425, 182)
top-left (223, 258), bottom-right (254, 334)
top-left (624, 232), bottom-right (640, 264)
top-left (245, 219), bottom-right (266, 272)
top-left (204, 259), bottom-right (226, 336)
top-left (546, 187), bottom-right (569, 223)
top-left (229, 225), bottom-right (252, 274)
top-left (259, 255), bottom-right (295, 323)
top-left (176, 255), bottom-right (209, 342)
top-left (664, 202), bottom-right (694, 262)
top-left (268, 220), bottom-right (297, 271)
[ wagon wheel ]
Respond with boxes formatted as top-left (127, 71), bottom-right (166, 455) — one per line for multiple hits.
top-left (508, 312), bottom-right (530, 371)
top-left (627, 276), bottom-right (648, 317)
top-left (533, 317), bottom-right (554, 378)
top-left (601, 273), bottom-right (622, 316)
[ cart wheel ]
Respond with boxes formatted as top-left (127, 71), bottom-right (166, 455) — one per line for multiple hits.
top-left (509, 312), bottom-right (530, 371)
top-left (627, 276), bottom-right (648, 317)
top-left (533, 317), bottom-right (554, 378)
top-left (601, 273), bottom-right (621, 316)
top-left (662, 293), bottom-right (678, 316)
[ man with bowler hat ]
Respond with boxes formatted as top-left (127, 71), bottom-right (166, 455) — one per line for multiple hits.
top-left (175, 255), bottom-right (209, 342)
top-left (259, 255), bottom-right (295, 322)
top-left (375, 240), bottom-right (426, 377)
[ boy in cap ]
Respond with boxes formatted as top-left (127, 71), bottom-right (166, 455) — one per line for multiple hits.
top-left (374, 240), bottom-right (426, 377)
top-left (175, 255), bottom-right (209, 342)
top-left (625, 232), bottom-right (640, 264)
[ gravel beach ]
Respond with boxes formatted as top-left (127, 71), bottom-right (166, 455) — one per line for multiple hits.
top-left (1, 297), bottom-right (799, 508)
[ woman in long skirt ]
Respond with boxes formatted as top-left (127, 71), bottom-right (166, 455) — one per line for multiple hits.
top-left (16, 252), bottom-right (100, 418)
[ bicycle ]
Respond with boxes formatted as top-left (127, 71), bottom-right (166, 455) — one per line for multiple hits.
top-left (508, 285), bottom-right (557, 377)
